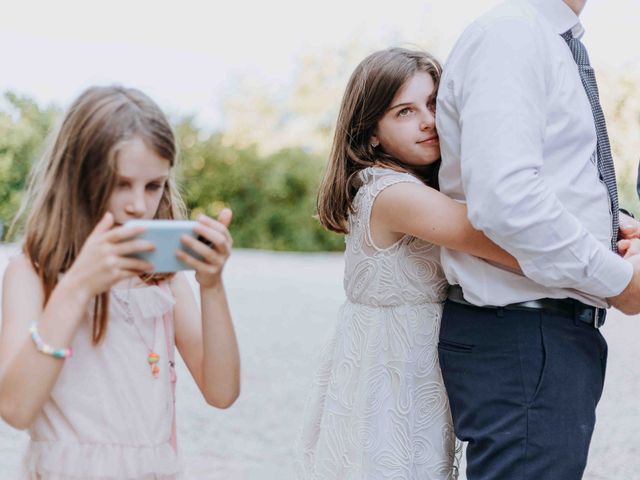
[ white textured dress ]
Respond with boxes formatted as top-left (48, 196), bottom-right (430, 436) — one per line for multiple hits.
top-left (296, 167), bottom-right (457, 480)
top-left (22, 282), bottom-right (181, 480)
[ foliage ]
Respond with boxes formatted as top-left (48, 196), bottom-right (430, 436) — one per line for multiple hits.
top-left (0, 101), bottom-right (344, 251)
top-left (601, 71), bottom-right (640, 215)
top-left (175, 119), bottom-right (344, 251)
top-left (1, 62), bottom-right (640, 250)
top-left (220, 46), bottom-right (370, 155)
top-left (0, 93), bottom-right (59, 239)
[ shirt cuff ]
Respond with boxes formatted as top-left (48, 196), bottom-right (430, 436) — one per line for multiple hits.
top-left (585, 250), bottom-right (633, 299)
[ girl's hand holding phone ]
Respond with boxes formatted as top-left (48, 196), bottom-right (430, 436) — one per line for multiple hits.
top-left (62, 212), bottom-right (155, 299)
top-left (177, 208), bottom-right (233, 289)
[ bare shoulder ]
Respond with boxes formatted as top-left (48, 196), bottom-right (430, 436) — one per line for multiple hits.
top-left (372, 179), bottom-right (468, 241)
top-left (3, 253), bottom-right (40, 288)
top-left (370, 181), bottom-right (442, 242)
top-left (374, 180), bottom-right (437, 211)
top-left (1, 254), bottom-right (44, 335)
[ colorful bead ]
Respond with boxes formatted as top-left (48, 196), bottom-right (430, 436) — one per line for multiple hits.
top-left (147, 352), bottom-right (160, 364)
top-left (30, 322), bottom-right (73, 359)
top-left (147, 351), bottom-right (160, 378)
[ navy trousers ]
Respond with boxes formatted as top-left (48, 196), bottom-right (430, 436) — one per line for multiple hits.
top-left (438, 300), bottom-right (607, 480)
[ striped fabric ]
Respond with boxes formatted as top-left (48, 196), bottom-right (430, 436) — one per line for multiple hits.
top-left (562, 30), bottom-right (619, 250)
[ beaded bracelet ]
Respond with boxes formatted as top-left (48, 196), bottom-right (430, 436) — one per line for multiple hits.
top-left (30, 322), bottom-right (73, 359)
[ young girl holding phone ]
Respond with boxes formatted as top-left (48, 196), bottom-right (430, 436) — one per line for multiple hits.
top-left (0, 86), bottom-right (240, 479)
top-left (296, 48), bottom-right (520, 479)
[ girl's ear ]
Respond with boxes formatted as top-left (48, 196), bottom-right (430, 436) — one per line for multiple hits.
top-left (369, 134), bottom-right (380, 149)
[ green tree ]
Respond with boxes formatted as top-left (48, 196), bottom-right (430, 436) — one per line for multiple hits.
top-left (176, 119), bottom-right (343, 251)
top-left (600, 71), bottom-right (640, 215)
top-left (0, 93), bottom-right (59, 239)
top-left (220, 45), bottom-right (371, 156)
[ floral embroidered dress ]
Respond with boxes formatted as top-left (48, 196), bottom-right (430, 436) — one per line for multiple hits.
top-left (297, 167), bottom-right (457, 479)
top-left (22, 282), bottom-right (181, 480)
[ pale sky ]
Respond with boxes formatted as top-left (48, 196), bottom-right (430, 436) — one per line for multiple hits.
top-left (0, 0), bottom-right (637, 130)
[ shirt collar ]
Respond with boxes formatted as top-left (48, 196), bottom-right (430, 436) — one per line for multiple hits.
top-left (527, 0), bottom-right (584, 39)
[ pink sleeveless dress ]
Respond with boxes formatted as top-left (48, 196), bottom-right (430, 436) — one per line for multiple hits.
top-left (22, 282), bottom-right (181, 480)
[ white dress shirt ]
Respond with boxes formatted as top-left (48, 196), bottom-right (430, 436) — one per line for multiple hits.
top-left (436, 0), bottom-right (633, 307)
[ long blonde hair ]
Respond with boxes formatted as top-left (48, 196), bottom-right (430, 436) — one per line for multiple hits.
top-left (317, 48), bottom-right (442, 234)
top-left (14, 86), bottom-right (186, 344)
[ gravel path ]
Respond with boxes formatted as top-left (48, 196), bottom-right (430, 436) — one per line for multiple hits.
top-left (0, 245), bottom-right (638, 479)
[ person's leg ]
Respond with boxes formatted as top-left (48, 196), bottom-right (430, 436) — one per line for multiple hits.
top-left (524, 312), bottom-right (607, 477)
top-left (438, 301), bottom-right (606, 480)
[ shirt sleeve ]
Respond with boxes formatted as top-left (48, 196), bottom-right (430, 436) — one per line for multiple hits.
top-left (455, 18), bottom-right (632, 298)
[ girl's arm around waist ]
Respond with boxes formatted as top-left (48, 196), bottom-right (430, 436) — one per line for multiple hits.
top-left (372, 182), bottom-right (520, 271)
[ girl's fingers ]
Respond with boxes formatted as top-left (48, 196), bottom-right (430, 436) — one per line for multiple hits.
top-left (181, 232), bottom-right (230, 260)
top-left (116, 256), bottom-right (155, 273)
top-left (196, 211), bottom-right (233, 230)
top-left (105, 224), bottom-right (146, 243)
top-left (619, 222), bottom-right (640, 239)
top-left (217, 208), bottom-right (233, 228)
top-left (629, 241), bottom-right (640, 257)
top-left (196, 214), bottom-right (230, 233)
top-left (212, 235), bottom-right (231, 257)
top-left (180, 234), bottom-right (210, 258)
top-left (175, 248), bottom-right (216, 272)
top-left (113, 239), bottom-right (156, 256)
top-left (620, 239), bottom-right (640, 259)
top-left (198, 230), bottom-right (230, 255)
top-left (88, 212), bottom-right (115, 239)
top-left (194, 221), bottom-right (232, 244)
top-left (618, 239), bottom-right (630, 253)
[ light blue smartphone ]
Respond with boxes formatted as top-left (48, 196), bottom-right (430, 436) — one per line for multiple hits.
top-left (124, 219), bottom-right (209, 272)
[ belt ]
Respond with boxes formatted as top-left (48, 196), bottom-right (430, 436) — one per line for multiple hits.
top-left (447, 285), bottom-right (606, 328)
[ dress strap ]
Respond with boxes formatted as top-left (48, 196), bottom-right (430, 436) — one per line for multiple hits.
top-left (158, 280), bottom-right (178, 452)
top-left (357, 167), bottom-right (425, 251)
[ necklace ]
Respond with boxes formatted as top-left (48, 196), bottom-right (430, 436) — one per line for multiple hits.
top-left (114, 278), bottom-right (161, 379)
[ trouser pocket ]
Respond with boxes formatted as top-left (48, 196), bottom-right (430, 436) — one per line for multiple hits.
top-left (437, 339), bottom-right (474, 353)
top-left (518, 313), bottom-right (546, 406)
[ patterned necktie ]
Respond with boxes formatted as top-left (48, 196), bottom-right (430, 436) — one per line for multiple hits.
top-left (561, 29), bottom-right (619, 250)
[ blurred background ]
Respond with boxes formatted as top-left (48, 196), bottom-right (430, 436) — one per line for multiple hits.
top-left (1, 1), bottom-right (640, 479)
top-left (1, 0), bottom-right (639, 246)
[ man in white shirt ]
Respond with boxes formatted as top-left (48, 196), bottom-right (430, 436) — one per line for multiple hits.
top-left (436, 0), bottom-right (640, 478)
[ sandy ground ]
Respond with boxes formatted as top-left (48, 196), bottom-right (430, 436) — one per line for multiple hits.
top-left (0, 245), bottom-right (639, 479)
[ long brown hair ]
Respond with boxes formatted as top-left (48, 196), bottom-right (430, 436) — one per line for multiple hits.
top-left (13, 86), bottom-right (186, 344)
top-left (317, 48), bottom-right (442, 234)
